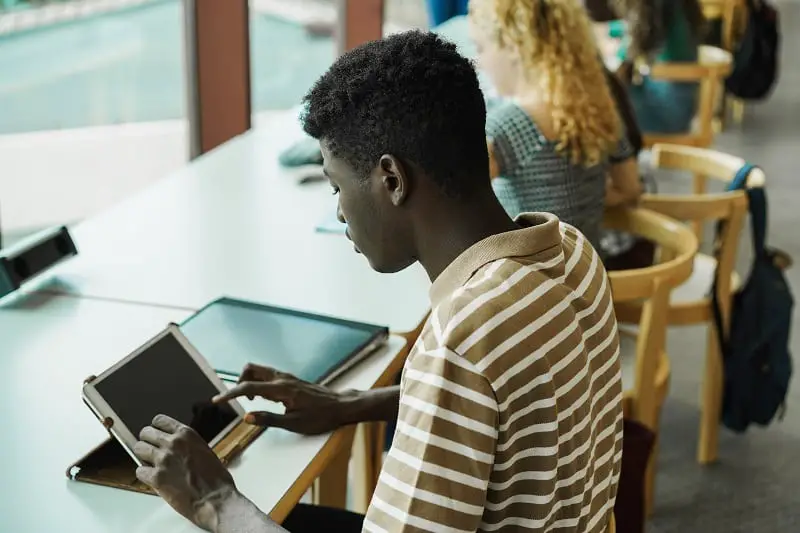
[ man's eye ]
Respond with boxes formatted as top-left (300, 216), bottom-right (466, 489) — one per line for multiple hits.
top-left (331, 186), bottom-right (340, 195)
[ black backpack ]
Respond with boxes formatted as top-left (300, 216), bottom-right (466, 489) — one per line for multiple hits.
top-left (712, 164), bottom-right (793, 433)
top-left (725, 0), bottom-right (780, 100)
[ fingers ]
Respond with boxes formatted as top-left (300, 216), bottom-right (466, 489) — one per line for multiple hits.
top-left (151, 414), bottom-right (183, 433)
top-left (238, 364), bottom-right (278, 384)
top-left (211, 364), bottom-right (278, 403)
top-left (213, 382), bottom-right (261, 403)
top-left (133, 441), bottom-right (161, 466)
top-left (135, 465), bottom-right (156, 487)
top-left (243, 411), bottom-right (285, 427)
top-left (139, 425), bottom-right (171, 447)
top-left (213, 381), bottom-right (289, 404)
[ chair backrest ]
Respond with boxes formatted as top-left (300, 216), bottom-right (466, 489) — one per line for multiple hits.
top-left (605, 207), bottom-right (698, 428)
top-left (700, 0), bottom-right (743, 50)
top-left (642, 144), bottom-right (765, 302)
top-left (644, 45), bottom-right (734, 148)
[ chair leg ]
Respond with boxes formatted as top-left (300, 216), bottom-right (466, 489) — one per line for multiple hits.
top-left (731, 98), bottom-right (745, 125)
top-left (698, 325), bottom-right (723, 464)
top-left (352, 424), bottom-right (376, 513)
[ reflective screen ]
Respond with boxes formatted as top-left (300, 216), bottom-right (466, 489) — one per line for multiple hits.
top-left (95, 333), bottom-right (238, 443)
top-left (181, 300), bottom-right (385, 381)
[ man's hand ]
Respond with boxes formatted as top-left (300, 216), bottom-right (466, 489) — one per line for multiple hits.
top-left (134, 415), bottom-right (236, 532)
top-left (212, 364), bottom-right (356, 435)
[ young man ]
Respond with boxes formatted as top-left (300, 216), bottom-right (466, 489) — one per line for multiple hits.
top-left (132, 30), bottom-right (624, 533)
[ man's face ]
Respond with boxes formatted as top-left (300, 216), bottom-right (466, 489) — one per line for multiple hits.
top-left (320, 142), bottom-right (416, 274)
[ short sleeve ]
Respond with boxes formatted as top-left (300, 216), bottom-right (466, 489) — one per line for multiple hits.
top-left (363, 348), bottom-right (498, 533)
top-left (609, 133), bottom-right (635, 164)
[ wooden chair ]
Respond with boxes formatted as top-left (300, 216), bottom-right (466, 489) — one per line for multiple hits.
top-left (605, 206), bottom-right (698, 516)
top-left (701, 0), bottom-right (744, 51)
top-left (642, 46), bottom-right (733, 149)
top-left (615, 143), bottom-right (766, 465)
top-left (700, 0), bottom-right (749, 125)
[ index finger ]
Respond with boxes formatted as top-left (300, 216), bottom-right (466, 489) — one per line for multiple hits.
top-left (151, 414), bottom-right (183, 434)
top-left (238, 364), bottom-right (279, 385)
top-left (212, 381), bottom-right (290, 404)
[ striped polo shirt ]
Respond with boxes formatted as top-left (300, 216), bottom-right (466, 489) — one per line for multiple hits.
top-left (364, 213), bottom-right (624, 532)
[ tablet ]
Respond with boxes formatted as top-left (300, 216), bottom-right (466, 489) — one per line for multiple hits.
top-left (82, 325), bottom-right (245, 466)
top-left (180, 297), bottom-right (389, 383)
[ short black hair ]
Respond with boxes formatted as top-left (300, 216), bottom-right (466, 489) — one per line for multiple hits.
top-left (301, 30), bottom-right (489, 198)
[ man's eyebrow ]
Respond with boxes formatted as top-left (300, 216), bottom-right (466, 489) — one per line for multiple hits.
top-left (322, 167), bottom-right (330, 177)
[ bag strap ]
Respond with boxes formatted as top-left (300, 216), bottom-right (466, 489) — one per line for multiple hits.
top-left (711, 162), bottom-right (765, 348)
top-left (726, 163), bottom-right (768, 256)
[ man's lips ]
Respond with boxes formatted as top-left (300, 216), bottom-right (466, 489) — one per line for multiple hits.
top-left (345, 229), bottom-right (361, 254)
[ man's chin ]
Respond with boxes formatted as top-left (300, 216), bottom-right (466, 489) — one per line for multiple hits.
top-left (365, 256), bottom-right (416, 274)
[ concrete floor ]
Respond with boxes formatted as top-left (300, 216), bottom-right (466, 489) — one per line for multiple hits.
top-left (641, 2), bottom-right (800, 531)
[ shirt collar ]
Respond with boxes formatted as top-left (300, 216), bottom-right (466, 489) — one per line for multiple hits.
top-left (429, 213), bottom-right (562, 307)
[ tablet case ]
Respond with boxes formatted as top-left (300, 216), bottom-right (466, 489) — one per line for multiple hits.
top-left (67, 377), bottom-right (265, 495)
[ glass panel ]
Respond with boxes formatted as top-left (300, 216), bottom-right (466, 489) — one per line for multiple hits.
top-left (0, 0), bottom-right (187, 247)
top-left (247, 0), bottom-right (428, 127)
top-left (250, 1), bottom-right (335, 114)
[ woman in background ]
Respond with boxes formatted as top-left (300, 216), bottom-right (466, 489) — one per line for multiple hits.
top-left (470, 0), bottom-right (641, 251)
top-left (609, 0), bottom-right (706, 133)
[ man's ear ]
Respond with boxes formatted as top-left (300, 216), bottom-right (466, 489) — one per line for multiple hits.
top-left (377, 154), bottom-right (409, 207)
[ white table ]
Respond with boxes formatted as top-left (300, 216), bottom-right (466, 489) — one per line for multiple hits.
top-left (0, 292), bottom-right (405, 532)
top-left (46, 109), bottom-right (430, 335)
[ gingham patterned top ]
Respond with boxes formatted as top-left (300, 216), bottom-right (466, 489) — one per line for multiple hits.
top-left (487, 101), bottom-right (633, 252)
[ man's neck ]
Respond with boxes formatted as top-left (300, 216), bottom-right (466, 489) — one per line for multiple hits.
top-left (415, 195), bottom-right (519, 283)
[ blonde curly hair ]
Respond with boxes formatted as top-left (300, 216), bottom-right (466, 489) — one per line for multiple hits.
top-left (470, 0), bottom-right (621, 167)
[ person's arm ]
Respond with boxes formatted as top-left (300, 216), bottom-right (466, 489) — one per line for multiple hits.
top-left (605, 126), bottom-right (642, 207)
top-left (603, 66), bottom-right (642, 155)
top-left (338, 385), bottom-right (401, 426)
top-left (211, 364), bottom-right (400, 434)
top-left (134, 416), bottom-right (288, 533)
top-left (487, 139), bottom-right (500, 179)
top-left (203, 489), bottom-right (285, 533)
top-left (363, 348), bottom-right (497, 532)
top-left (606, 158), bottom-right (642, 207)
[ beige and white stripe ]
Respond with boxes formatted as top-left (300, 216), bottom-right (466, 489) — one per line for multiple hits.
top-left (365, 214), bottom-right (623, 532)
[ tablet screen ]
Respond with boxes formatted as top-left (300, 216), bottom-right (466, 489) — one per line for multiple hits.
top-left (181, 299), bottom-right (387, 382)
top-left (94, 333), bottom-right (238, 443)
